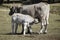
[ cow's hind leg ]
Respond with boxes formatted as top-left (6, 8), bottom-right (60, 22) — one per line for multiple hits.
top-left (44, 16), bottom-right (49, 33)
top-left (44, 12), bottom-right (49, 34)
top-left (39, 17), bottom-right (48, 34)
top-left (44, 24), bottom-right (47, 34)
top-left (39, 17), bottom-right (47, 34)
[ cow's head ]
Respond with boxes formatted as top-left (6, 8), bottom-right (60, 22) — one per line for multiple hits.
top-left (9, 6), bottom-right (22, 16)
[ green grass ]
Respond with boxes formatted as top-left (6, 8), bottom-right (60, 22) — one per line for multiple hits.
top-left (0, 3), bottom-right (60, 40)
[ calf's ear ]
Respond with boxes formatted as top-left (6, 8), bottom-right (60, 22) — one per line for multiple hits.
top-left (9, 7), bottom-right (14, 16)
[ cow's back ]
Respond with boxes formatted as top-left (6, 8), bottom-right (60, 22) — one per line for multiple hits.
top-left (22, 5), bottom-right (35, 17)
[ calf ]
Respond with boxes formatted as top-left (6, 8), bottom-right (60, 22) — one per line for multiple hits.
top-left (12, 13), bottom-right (37, 35)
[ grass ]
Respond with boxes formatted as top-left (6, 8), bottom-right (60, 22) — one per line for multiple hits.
top-left (0, 3), bottom-right (60, 40)
top-left (50, 3), bottom-right (60, 15)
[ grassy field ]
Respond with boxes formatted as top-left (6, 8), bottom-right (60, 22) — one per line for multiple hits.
top-left (0, 3), bottom-right (60, 40)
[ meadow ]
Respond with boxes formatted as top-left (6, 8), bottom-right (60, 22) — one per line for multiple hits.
top-left (0, 3), bottom-right (60, 40)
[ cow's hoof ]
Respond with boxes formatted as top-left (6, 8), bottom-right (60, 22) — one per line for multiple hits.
top-left (43, 32), bottom-right (47, 34)
top-left (39, 32), bottom-right (43, 34)
top-left (39, 31), bottom-right (44, 34)
top-left (39, 32), bottom-right (47, 34)
top-left (38, 31), bottom-right (44, 34)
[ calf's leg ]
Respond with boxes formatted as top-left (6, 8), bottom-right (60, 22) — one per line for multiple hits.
top-left (23, 22), bottom-right (28, 35)
top-left (27, 25), bottom-right (32, 34)
top-left (15, 23), bottom-right (18, 34)
top-left (12, 22), bottom-right (16, 34)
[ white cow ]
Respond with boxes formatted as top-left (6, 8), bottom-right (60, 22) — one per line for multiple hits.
top-left (34, 2), bottom-right (50, 34)
top-left (19, 2), bottom-right (50, 34)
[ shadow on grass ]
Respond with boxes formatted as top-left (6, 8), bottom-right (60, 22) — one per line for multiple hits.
top-left (55, 19), bottom-right (60, 22)
top-left (0, 32), bottom-right (39, 35)
top-left (0, 33), bottom-right (23, 35)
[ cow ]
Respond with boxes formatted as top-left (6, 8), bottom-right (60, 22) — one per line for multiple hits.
top-left (34, 2), bottom-right (50, 34)
top-left (20, 2), bottom-right (50, 34)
